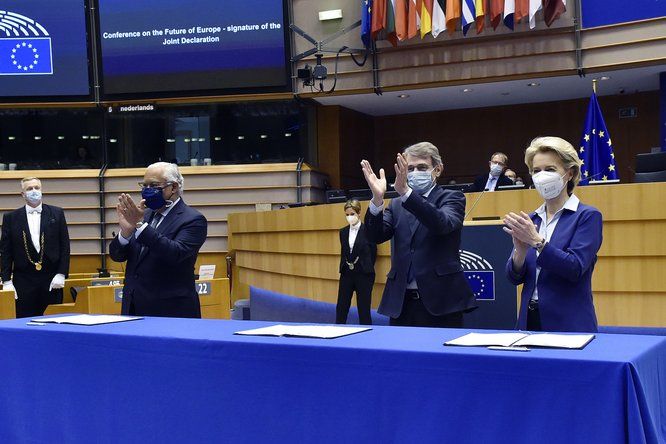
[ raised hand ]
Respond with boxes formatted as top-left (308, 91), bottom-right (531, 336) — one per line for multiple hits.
top-left (393, 153), bottom-right (409, 196)
top-left (117, 193), bottom-right (145, 238)
top-left (360, 159), bottom-right (387, 206)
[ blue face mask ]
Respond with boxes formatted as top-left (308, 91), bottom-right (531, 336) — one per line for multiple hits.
top-left (141, 186), bottom-right (169, 210)
top-left (407, 169), bottom-right (434, 194)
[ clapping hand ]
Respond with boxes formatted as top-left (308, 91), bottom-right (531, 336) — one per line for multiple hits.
top-left (117, 194), bottom-right (145, 238)
top-left (393, 153), bottom-right (409, 196)
top-left (360, 159), bottom-right (387, 206)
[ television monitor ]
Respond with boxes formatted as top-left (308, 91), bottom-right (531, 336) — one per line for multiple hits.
top-left (96, 0), bottom-right (290, 97)
top-left (0, 0), bottom-right (91, 99)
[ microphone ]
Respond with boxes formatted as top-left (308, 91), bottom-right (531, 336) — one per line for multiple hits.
top-left (464, 189), bottom-right (487, 221)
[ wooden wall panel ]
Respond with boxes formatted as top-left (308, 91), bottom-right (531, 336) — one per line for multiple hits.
top-left (229, 182), bottom-right (666, 327)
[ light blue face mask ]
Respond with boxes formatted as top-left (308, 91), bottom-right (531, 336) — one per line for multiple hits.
top-left (407, 169), bottom-right (434, 194)
top-left (25, 189), bottom-right (42, 204)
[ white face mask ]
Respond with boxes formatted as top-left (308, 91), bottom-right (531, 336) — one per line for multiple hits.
top-left (532, 171), bottom-right (567, 200)
top-left (489, 163), bottom-right (504, 177)
top-left (25, 189), bottom-right (42, 205)
top-left (346, 214), bottom-right (359, 225)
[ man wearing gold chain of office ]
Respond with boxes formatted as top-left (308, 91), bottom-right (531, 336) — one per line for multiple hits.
top-left (0, 177), bottom-right (70, 318)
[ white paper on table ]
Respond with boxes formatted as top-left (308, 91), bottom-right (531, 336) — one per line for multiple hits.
top-left (444, 332), bottom-right (529, 347)
top-left (513, 333), bottom-right (595, 349)
top-left (234, 324), bottom-right (371, 339)
top-left (32, 314), bottom-right (143, 326)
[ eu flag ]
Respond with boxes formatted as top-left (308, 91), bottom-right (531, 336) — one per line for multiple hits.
top-left (579, 92), bottom-right (618, 184)
top-left (465, 271), bottom-right (495, 300)
top-left (361, 0), bottom-right (373, 48)
top-left (0, 38), bottom-right (53, 75)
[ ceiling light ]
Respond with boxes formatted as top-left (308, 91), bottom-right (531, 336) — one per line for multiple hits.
top-left (198, 138), bottom-right (205, 142)
top-left (82, 135), bottom-right (89, 139)
top-left (7, 136), bottom-right (15, 141)
top-left (34, 136), bottom-right (41, 140)
top-left (90, 135), bottom-right (101, 140)
top-left (184, 138), bottom-right (191, 142)
top-left (284, 133), bottom-right (292, 137)
top-left (260, 135), bottom-right (268, 139)
top-left (109, 138), bottom-right (118, 143)
top-left (57, 136), bottom-right (65, 140)
top-left (214, 137), bottom-right (222, 141)
top-left (397, 94), bottom-right (410, 99)
top-left (237, 136), bottom-right (245, 140)
top-left (166, 138), bottom-right (176, 143)
top-left (318, 9), bottom-right (343, 21)
top-left (527, 82), bottom-right (540, 87)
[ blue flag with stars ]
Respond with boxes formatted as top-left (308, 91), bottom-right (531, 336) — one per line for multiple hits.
top-left (579, 92), bottom-right (617, 184)
top-left (0, 38), bottom-right (53, 75)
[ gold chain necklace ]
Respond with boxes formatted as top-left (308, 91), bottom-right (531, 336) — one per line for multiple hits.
top-left (22, 230), bottom-right (45, 271)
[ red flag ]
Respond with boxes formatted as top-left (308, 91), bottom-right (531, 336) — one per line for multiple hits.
top-left (446, 0), bottom-right (462, 35)
top-left (543, 0), bottom-right (566, 26)
top-left (394, 0), bottom-right (409, 40)
top-left (489, 0), bottom-right (505, 30)
top-left (515, 0), bottom-right (528, 23)
top-left (372, 0), bottom-right (387, 39)
top-left (407, 0), bottom-right (418, 39)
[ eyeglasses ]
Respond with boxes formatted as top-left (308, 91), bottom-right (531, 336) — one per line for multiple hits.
top-left (138, 181), bottom-right (173, 190)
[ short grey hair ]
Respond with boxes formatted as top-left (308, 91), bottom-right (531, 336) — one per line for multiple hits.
top-left (403, 142), bottom-right (443, 168)
top-left (148, 162), bottom-right (184, 194)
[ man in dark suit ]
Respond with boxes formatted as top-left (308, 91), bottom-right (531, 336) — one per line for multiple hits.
top-left (109, 162), bottom-right (207, 318)
top-left (337, 199), bottom-right (377, 325)
top-left (468, 152), bottom-right (514, 192)
top-left (361, 142), bottom-right (476, 327)
top-left (0, 177), bottom-right (70, 318)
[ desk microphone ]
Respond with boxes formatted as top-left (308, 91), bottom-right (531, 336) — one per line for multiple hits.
top-left (464, 189), bottom-right (487, 221)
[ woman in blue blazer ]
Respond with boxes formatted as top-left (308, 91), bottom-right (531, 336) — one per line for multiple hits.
top-left (503, 136), bottom-right (603, 332)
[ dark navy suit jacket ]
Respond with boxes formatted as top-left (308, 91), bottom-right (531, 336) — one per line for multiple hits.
top-left (365, 186), bottom-right (476, 318)
top-left (506, 200), bottom-right (602, 332)
top-left (109, 199), bottom-right (207, 318)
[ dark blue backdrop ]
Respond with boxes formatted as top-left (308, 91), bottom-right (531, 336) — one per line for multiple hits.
top-left (582, 0), bottom-right (666, 28)
top-left (0, 0), bottom-right (89, 97)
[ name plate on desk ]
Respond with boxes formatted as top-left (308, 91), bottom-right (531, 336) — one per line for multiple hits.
top-left (114, 288), bottom-right (123, 303)
top-left (196, 281), bottom-right (211, 296)
top-left (91, 279), bottom-right (123, 287)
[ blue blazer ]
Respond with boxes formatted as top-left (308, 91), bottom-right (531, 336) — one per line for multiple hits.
top-left (365, 186), bottom-right (476, 318)
top-left (109, 199), bottom-right (207, 318)
top-left (506, 202), bottom-right (602, 332)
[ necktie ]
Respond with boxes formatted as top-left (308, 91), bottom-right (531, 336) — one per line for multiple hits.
top-left (150, 212), bottom-right (163, 229)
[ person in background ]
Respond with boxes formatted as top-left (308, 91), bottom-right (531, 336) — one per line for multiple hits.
top-left (469, 152), bottom-right (514, 192)
top-left (0, 177), bottom-right (70, 317)
top-left (504, 169), bottom-right (517, 183)
top-left (336, 199), bottom-right (376, 325)
top-left (361, 142), bottom-right (476, 327)
top-left (109, 162), bottom-right (207, 318)
top-left (504, 136), bottom-right (602, 332)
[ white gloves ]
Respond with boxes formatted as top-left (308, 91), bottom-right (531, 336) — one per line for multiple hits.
top-left (49, 274), bottom-right (66, 292)
top-left (3, 280), bottom-right (17, 300)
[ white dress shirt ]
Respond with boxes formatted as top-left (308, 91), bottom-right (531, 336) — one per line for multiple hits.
top-left (484, 174), bottom-right (500, 191)
top-left (25, 203), bottom-right (43, 252)
top-left (348, 221), bottom-right (361, 250)
top-left (531, 194), bottom-right (580, 301)
top-left (118, 197), bottom-right (181, 245)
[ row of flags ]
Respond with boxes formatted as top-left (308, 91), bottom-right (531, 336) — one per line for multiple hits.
top-left (362, 0), bottom-right (567, 46)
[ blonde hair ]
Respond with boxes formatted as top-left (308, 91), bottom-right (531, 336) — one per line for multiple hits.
top-left (20, 177), bottom-right (41, 189)
top-left (491, 152), bottom-right (508, 165)
top-left (403, 142), bottom-right (442, 168)
top-left (525, 136), bottom-right (582, 194)
top-left (344, 199), bottom-right (361, 215)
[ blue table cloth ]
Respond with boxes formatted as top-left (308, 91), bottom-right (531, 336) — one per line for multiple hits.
top-left (0, 317), bottom-right (664, 444)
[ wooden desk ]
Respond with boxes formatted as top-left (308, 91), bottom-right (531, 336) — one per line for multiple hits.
top-left (0, 291), bottom-right (15, 320)
top-left (45, 278), bottom-right (231, 319)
